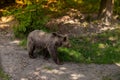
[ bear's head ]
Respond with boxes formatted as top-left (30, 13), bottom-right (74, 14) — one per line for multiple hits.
top-left (52, 32), bottom-right (71, 48)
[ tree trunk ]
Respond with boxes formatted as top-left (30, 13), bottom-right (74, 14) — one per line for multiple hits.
top-left (98, 0), bottom-right (114, 25)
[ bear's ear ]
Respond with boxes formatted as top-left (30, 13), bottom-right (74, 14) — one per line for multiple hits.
top-left (63, 36), bottom-right (68, 41)
top-left (52, 32), bottom-right (58, 36)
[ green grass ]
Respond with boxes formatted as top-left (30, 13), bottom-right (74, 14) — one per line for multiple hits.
top-left (102, 76), bottom-right (112, 80)
top-left (20, 28), bottom-right (120, 64)
top-left (58, 28), bottom-right (120, 64)
top-left (19, 38), bottom-right (27, 49)
top-left (0, 68), bottom-right (10, 80)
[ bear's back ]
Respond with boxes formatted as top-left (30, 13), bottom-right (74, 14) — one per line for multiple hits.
top-left (28, 30), bottom-right (54, 46)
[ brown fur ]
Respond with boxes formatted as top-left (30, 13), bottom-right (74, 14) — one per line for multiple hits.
top-left (27, 30), bottom-right (70, 65)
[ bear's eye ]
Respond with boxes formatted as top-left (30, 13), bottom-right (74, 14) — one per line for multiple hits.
top-left (63, 37), bottom-right (67, 41)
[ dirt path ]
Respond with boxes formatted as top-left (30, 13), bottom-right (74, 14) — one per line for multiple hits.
top-left (0, 31), bottom-right (120, 80)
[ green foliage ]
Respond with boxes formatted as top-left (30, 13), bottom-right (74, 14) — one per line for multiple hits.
top-left (58, 47), bottom-right (85, 63)
top-left (7, 3), bottom-right (49, 38)
top-left (79, 0), bottom-right (100, 13)
top-left (114, 0), bottom-right (120, 16)
top-left (58, 29), bottom-right (120, 64)
top-left (46, 0), bottom-right (100, 13)
top-left (43, 66), bottom-right (53, 70)
top-left (102, 76), bottom-right (112, 80)
top-left (0, 68), bottom-right (10, 80)
top-left (19, 38), bottom-right (27, 49)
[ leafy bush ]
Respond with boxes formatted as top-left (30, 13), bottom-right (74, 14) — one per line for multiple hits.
top-left (12, 3), bottom-right (49, 38)
top-left (58, 29), bottom-right (120, 64)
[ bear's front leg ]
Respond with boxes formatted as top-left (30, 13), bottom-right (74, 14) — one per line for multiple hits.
top-left (43, 48), bottom-right (50, 60)
top-left (28, 45), bottom-right (37, 59)
top-left (48, 46), bottom-right (63, 65)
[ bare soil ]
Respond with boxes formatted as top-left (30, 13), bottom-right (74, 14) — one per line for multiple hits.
top-left (0, 15), bottom-right (120, 80)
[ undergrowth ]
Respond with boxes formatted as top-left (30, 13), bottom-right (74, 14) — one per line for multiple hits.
top-left (14, 4), bottom-right (49, 38)
top-left (3, 3), bottom-right (50, 38)
top-left (62, 28), bottom-right (120, 64)
top-left (0, 68), bottom-right (10, 80)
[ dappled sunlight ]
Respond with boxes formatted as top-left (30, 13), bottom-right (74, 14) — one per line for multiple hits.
top-left (0, 15), bottom-right (15, 23)
top-left (33, 71), bottom-right (40, 75)
top-left (100, 26), bottom-right (115, 32)
top-left (98, 43), bottom-right (106, 49)
top-left (0, 15), bottom-right (18, 31)
top-left (108, 36), bottom-right (118, 41)
top-left (41, 66), bottom-right (66, 75)
top-left (59, 67), bottom-right (67, 70)
top-left (23, 64), bottom-right (86, 80)
top-left (9, 40), bottom-right (20, 45)
top-left (41, 75), bottom-right (47, 80)
top-left (115, 63), bottom-right (120, 67)
top-left (16, 63), bottom-right (120, 80)
top-left (38, 31), bottom-right (46, 36)
top-left (74, 0), bottom-right (83, 4)
top-left (70, 73), bottom-right (85, 80)
top-left (42, 68), bottom-right (65, 75)
top-left (0, 24), bottom-right (9, 29)
top-left (21, 78), bottom-right (28, 80)
top-left (46, 8), bottom-right (119, 37)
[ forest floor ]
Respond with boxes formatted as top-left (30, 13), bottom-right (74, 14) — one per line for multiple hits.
top-left (0, 15), bottom-right (120, 80)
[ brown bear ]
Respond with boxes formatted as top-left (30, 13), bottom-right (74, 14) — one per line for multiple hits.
top-left (27, 30), bottom-right (70, 65)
